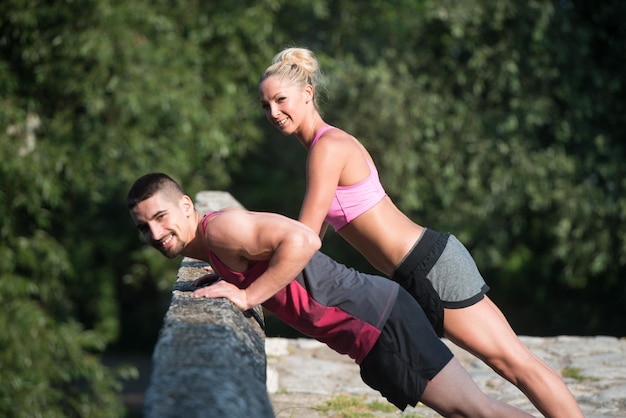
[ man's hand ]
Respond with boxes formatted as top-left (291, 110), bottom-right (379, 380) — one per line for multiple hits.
top-left (192, 280), bottom-right (250, 311)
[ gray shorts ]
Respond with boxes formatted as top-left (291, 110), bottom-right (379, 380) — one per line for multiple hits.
top-left (429, 233), bottom-right (490, 308)
top-left (391, 228), bottom-right (489, 336)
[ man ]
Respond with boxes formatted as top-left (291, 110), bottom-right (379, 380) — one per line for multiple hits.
top-left (127, 172), bottom-right (532, 417)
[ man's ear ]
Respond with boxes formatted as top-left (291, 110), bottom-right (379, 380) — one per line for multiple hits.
top-left (181, 195), bottom-right (195, 215)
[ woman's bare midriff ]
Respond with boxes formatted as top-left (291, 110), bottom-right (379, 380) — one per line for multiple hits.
top-left (337, 196), bottom-right (424, 277)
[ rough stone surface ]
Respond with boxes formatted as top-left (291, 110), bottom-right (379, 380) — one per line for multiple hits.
top-left (194, 190), bottom-right (244, 213)
top-left (144, 189), bottom-right (272, 418)
top-left (144, 191), bottom-right (273, 417)
top-left (267, 336), bottom-right (626, 418)
top-left (144, 263), bottom-right (272, 418)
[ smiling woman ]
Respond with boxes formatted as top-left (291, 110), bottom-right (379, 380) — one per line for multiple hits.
top-left (259, 48), bottom-right (327, 138)
top-left (256, 46), bottom-right (584, 418)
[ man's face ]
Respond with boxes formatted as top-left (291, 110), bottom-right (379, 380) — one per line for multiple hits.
top-left (130, 191), bottom-right (192, 258)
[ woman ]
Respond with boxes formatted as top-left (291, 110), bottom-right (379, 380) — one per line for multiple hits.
top-left (258, 47), bottom-right (583, 418)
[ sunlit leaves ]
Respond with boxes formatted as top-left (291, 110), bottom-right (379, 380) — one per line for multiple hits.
top-left (1, 4), bottom-right (625, 414)
top-left (234, 0), bottom-right (625, 334)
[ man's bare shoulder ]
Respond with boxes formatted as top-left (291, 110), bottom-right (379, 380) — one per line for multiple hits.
top-left (205, 208), bottom-right (277, 231)
top-left (220, 208), bottom-right (290, 222)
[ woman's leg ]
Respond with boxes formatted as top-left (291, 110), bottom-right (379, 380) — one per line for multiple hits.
top-left (443, 296), bottom-right (583, 418)
top-left (420, 357), bottom-right (533, 418)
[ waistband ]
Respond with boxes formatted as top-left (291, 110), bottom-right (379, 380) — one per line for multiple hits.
top-left (392, 228), bottom-right (450, 279)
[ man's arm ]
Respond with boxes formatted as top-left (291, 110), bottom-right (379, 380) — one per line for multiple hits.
top-left (192, 209), bottom-right (321, 310)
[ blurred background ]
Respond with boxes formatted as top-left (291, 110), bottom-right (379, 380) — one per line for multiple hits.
top-left (1, 0), bottom-right (624, 416)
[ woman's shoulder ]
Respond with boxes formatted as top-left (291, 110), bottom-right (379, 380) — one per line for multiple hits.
top-left (313, 127), bottom-right (362, 153)
top-left (309, 132), bottom-right (358, 170)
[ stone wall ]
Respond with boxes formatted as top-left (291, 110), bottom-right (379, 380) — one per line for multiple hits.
top-left (143, 192), bottom-right (274, 418)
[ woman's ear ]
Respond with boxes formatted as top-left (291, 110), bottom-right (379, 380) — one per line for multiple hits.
top-left (303, 84), bottom-right (314, 103)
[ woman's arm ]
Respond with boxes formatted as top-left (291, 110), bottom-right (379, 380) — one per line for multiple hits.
top-left (298, 131), bottom-right (349, 235)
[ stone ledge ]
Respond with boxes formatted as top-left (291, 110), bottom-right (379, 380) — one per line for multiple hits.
top-left (143, 192), bottom-right (273, 418)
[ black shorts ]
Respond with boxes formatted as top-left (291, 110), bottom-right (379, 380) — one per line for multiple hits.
top-left (359, 288), bottom-right (453, 410)
top-left (391, 229), bottom-right (448, 337)
top-left (391, 228), bottom-right (489, 337)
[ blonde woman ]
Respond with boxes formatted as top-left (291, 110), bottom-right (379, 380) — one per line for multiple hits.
top-left (258, 47), bottom-right (583, 418)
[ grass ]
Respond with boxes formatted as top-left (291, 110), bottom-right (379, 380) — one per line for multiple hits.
top-left (562, 366), bottom-right (597, 382)
top-left (315, 393), bottom-right (426, 417)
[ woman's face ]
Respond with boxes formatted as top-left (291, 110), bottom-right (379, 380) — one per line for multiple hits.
top-left (259, 75), bottom-right (310, 136)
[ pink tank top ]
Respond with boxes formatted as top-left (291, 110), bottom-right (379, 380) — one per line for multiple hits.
top-left (311, 126), bottom-right (387, 231)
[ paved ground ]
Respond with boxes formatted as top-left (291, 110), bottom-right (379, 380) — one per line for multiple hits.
top-left (266, 336), bottom-right (626, 418)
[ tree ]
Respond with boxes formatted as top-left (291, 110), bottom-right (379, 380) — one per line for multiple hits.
top-left (233, 0), bottom-right (626, 335)
top-left (0, 0), bottom-right (280, 414)
top-left (1, 1), bottom-right (625, 414)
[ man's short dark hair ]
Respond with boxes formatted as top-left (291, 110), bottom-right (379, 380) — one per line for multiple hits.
top-left (126, 173), bottom-right (185, 209)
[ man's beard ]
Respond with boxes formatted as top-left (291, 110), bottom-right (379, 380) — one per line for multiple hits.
top-left (160, 247), bottom-right (181, 258)
top-left (154, 236), bottom-right (183, 258)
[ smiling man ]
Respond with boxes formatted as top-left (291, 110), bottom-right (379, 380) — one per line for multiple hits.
top-left (126, 172), bottom-right (533, 417)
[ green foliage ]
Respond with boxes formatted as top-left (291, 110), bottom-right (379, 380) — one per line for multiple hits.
top-left (0, 98), bottom-right (121, 414)
top-left (1, 0), bottom-right (625, 414)
top-left (234, 0), bottom-right (626, 335)
top-left (0, 278), bottom-right (125, 417)
top-left (0, 0), bottom-right (280, 414)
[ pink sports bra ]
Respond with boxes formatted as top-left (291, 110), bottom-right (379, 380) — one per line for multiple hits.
top-left (310, 126), bottom-right (387, 231)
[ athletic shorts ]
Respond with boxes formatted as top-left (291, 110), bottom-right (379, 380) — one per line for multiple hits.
top-left (359, 288), bottom-right (453, 410)
top-left (391, 228), bottom-right (490, 337)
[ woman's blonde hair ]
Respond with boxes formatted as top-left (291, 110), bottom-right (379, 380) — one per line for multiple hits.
top-left (260, 47), bottom-right (326, 108)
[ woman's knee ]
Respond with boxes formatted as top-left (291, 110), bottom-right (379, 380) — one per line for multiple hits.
top-left (483, 345), bottom-right (546, 385)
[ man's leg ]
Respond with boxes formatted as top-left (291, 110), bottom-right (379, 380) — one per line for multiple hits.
top-left (420, 357), bottom-right (533, 418)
